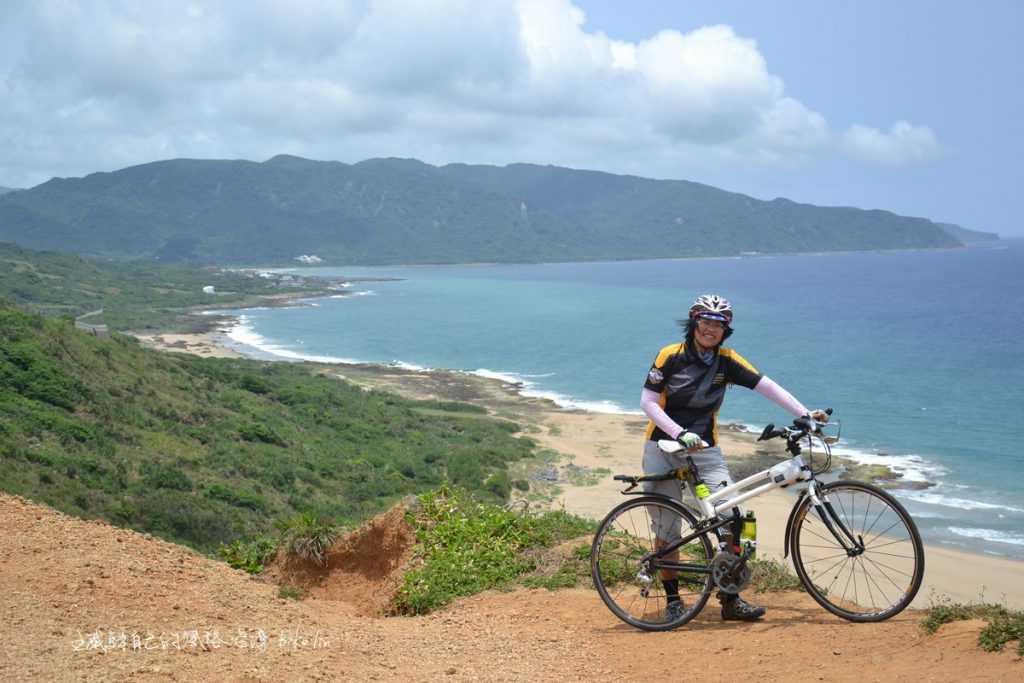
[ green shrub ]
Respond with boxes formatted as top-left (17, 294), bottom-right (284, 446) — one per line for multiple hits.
top-left (921, 597), bottom-right (1024, 656)
top-left (275, 513), bottom-right (339, 566)
top-left (483, 471), bottom-right (511, 499)
top-left (393, 487), bottom-right (595, 615)
top-left (132, 490), bottom-right (239, 550)
top-left (239, 374), bottom-right (272, 395)
top-left (921, 598), bottom-right (1005, 634)
top-left (143, 465), bottom-right (193, 491)
top-left (979, 611), bottom-right (1024, 655)
top-left (522, 562), bottom-right (582, 591)
top-left (238, 422), bottom-right (287, 447)
top-left (219, 538), bottom-right (277, 574)
top-left (418, 400), bottom-right (487, 414)
top-left (206, 483), bottom-right (266, 511)
top-left (749, 558), bottom-right (804, 593)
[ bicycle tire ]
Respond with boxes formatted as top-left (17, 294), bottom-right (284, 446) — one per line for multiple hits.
top-left (790, 480), bottom-right (924, 622)
top-left (591, 496), bottom-right (714, 631)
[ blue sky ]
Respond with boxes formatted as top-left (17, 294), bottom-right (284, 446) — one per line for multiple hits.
top-left (577, 0), bottom-right (1023, 236)
top-left (1, 1), bottom-right (1020, 235)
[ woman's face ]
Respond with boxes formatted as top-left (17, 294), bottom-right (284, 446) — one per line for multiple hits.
top-left (694, 317), bottom-right (726, 350)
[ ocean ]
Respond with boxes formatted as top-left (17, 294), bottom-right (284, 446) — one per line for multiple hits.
top-left (221, 240), bottom-right (1024, 560)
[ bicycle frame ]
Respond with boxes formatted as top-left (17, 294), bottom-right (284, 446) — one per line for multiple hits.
top-left (641, 451), bottom-right (862, 573)
top-left (694, 458), bottom-right (807, 519)
top-left (638, 459), bottom-right (806, 573)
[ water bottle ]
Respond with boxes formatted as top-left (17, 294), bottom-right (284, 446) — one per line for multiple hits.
top-left (740, 510), bottom-right (757, 560)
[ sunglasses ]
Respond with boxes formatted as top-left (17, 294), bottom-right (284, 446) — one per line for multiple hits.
top-left (696, 318), bottom-right (727, 330)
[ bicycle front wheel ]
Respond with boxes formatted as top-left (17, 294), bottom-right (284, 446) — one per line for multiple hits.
top-left (591, 496), bottom-right (714, 631)
top-left (790, 481), bottom-right (924, 622)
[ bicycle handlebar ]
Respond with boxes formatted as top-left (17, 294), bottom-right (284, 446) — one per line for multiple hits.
top-left (757, 408), bottom-right (833, 443)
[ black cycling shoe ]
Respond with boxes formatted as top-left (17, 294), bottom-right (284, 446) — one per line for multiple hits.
top-left (719, 593), bottom-right (766, 621)
top-left (663, 600), bottom-right (687, 623)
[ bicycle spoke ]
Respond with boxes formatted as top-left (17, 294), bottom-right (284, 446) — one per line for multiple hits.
top-left (860, 493), bottom-right (870, 537)
top-left (863, 518), bottom-right (904, 548)
top-left (863, 549), bottom-right (916, 560)
top-left (861, 506), bottom-right (894, 541)
top-left (861, 558), bottom-right (897, 609)
top-left (836, 490), bottom-right (857, 536)
top-left (865, 537), bottom-right (912, 550)
top-left (862, 554), bottom-right (915, 581)
top-left (800, 551), bottom-right (851, 564)
top-left (839, 559), bottom-right (855, 605)
top-left (813, 554), bottom-right (855, 585)
top-left (819, 559), bottom-right (846, 598)
top-left (852, 555), bottom-right (860, 606)
top-left (862, 555), bottom-right (908, 594)
top-left (860, 557), bottom-right (878, 610)
top-left (801, 523), bottom-right (843, 547)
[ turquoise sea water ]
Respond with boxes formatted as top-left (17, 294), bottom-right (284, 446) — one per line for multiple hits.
top-left (222, 240), bottom-right (1024, 560)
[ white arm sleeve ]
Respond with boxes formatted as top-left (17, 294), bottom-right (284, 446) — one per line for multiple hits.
top-left (640, 388), bottom-right (684, 439)
top-left (754, 376), bottom-right (809, 418)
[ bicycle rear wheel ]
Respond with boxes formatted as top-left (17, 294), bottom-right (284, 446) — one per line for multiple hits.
top-left (591, 496), bottom-right (714, 631)
top-left (790, 480), bottom-right (924, 621)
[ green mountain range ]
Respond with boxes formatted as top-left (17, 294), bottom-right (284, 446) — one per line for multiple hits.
top-left (0, 156), bottom-right (993, 264)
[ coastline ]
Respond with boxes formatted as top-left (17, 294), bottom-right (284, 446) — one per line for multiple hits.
top-left (134, 322), bottom-right (1024, 609)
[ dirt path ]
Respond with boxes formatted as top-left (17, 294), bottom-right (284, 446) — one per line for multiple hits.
top-left (1, 493), bottom-right (1020, 682)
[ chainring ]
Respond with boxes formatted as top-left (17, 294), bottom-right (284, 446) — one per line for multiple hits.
top-left (710, 551), bottom-right (752, 594)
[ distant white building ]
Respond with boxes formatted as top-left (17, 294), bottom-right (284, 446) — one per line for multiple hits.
top-left (202, 285), bottom-right (216, 294)
top-left (294, 254), bottom-right (323, 265)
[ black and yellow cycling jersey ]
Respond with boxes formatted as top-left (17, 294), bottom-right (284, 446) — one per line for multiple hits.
top-left (643, 341), bottom-right (762, 446)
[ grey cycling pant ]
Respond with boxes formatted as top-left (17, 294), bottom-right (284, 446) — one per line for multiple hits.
top-left (641, 441), bottom-right (739, 542)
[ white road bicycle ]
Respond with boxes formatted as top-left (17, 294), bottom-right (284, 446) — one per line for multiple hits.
top-left (590, 411), bottom-right (925, 631)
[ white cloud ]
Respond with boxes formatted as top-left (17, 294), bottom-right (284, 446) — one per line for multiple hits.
top-left (0, 0), bottom-right (940, 188)
top-left (841, 121), bottom-right (946, 166)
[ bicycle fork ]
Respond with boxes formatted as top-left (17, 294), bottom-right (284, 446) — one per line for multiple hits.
top-left (784, 481), bottom-right (865, 558)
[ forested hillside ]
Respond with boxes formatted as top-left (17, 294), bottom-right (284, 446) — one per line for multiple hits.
top-left (0, 155), bottom-right (977, 264)
top-left (0, 302), bottom-right (535, 553)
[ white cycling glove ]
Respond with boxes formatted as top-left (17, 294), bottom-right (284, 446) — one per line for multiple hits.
top-left (677, 431), bottom-right (704, 450)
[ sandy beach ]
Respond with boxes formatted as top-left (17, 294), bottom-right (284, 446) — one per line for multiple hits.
top-left (138, 329), bottom-right (1024, 609)
top-left (133, 331), bottom-right (244, 359)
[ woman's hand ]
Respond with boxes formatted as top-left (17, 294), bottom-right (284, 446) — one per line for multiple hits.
top-left (809, 409), bottom-right (830, 423)
top-left (677, 431), bottom-right (705, 451)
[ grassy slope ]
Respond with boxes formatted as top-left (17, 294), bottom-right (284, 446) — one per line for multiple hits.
top-left (0, 302), bottom-right (535, 554)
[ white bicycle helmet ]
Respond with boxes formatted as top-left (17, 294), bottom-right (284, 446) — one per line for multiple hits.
top-left (689, 294), bottom-right (733, 324)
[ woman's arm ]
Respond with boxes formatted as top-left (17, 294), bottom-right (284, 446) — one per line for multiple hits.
top-left (640, 388), bottom-right (684, 439)
top-left (753, 376), bottom-right (809, 418)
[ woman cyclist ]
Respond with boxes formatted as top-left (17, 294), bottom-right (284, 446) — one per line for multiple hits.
top-left (641, 294), bottom-right (828, 622)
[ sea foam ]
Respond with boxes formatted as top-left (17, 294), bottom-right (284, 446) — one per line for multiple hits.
top-left (468, 368), bottom-right (640, 415)
top-left (947, 527), bottom-right (1024, 547)
top-left (902, 490), bottom-right (1024, 514)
